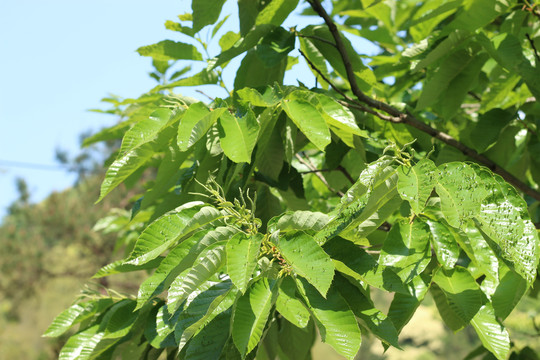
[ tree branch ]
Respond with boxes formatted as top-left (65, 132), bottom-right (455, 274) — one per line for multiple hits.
top-left (307, 0), bottom-right (540, 202)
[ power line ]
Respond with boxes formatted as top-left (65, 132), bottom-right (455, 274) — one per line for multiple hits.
top-left (0, 159), bottom-right (68, 171)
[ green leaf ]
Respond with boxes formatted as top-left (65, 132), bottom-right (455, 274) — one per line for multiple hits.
top-left (97, 143), bottom-right (154, 202)
top-left (101, 300), bottom-right (138, 339)
top-left (435, 162), bottom-right (487, 228)
top-left (267, 210), bottom-right (330, 234)
top-left (315, 93), bottom-right (367, 143)
top-left (234, 49), bottom-right (287, 89)
top-left (137, 40), bottom-right (203, 61)
top-left (450, 0), bottom-right (514, 32)
top-left (281, 93), bottom-right (331, 151)
top-left (255, 0), bottom-right (299, 27)
top-left (144, 303), bottom-right (181, 348)
top-left (277, 319), bottom-right (316, 360)
top-left (296, 278), bottom-right (361, 360)
top-left (218, 108), bottom-right (260, 163)
top-left (387, 275), bottom-right (430, 333)
top-left (236, 87), bottom-right (279, 107)
top-left (299, 37), bottom-right (330, 89)
top-left (168, 241), bottom-right (227, 313)
top-left (232, 278), bottom-right (277, 357)
top-left (44, 299), bottom-right (114, 337)
top-left (335, 275), bottom-right (400, 348)
top-left (323, 237), bottom-right (407, 294)
top-left (473, 166), bottom-right (540, 283)
top-left (185, 312), bottom-right (231, 360)
top-left (176, 280), bottom-right (237, 350)
top-left (491, 265), bottom-right (528, 320)
top-left (126, 203), bottom-right (222, 266)
top-left (275, 276), bottom-right (311, 328)
top-left (59, 325), bottom-right (104, 360)
top-left (136, 229), bottom-right (214, 309)
top-left (426, 220), bottom-right (460, 269)
top-left (178, 103), bottom-right (227, 151)
top-left (469, 109), bottom-right (514, 153)
top-left (119, 108), bottom-right (172, 155)
top-left (276, 231), bottom-right (335, 296)
top-left (226, 232), bottom-right (263, 293)
top-left (379, 219), bottom-right (432, 283)
top-left (192, 0), bottom-right (226, 33)
top-left (154, 69), bottom-right (219, 91)
top-left (433, 267), bottom-right (484, 326)
top-left (470, 304), bottom-right (510, 360)
top-left (316, 158), bottom-right (399, 244)
top-left (397, 158), bottom-right (439, 214)
top-left (93, 256), bottom-right (163, 278)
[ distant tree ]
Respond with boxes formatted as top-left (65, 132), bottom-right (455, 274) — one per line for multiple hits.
top-left (45, 1), bottom-right (540, 359)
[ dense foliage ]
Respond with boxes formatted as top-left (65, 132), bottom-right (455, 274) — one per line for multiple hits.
top-left (45, 0), bottom-right (540, 359)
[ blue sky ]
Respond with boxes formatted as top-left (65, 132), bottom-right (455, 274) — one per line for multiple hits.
top-left (0, 0), bottom-right (373, 219)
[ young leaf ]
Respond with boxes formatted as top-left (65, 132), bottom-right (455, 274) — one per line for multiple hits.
top-left (218, 108), bottom-right (260, 163)
top-left (276, 231), bottom-right (335, 297)
top-left (379, 219), bottom-right (432, 283)
top-left (296, 278), bottom-right (361, 360)
top-left (226, 232), bottom-right (263, 293)
top-left (232, 278), bottom-right (278, 357)
top-left (397, 158), bottom-right (438, 214)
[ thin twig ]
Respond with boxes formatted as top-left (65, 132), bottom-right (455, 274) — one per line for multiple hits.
top-left (196, 89), bottom-right (215, 101)
top-left (307, 0), bottom-right (540, 202)
top-left (299, 49), bottom-right (352, 100)
top-left (295, 153), bottom-right (344, 196)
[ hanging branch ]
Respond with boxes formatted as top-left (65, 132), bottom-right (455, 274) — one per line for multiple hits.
top-left (306, 0), bottom-right (540, 203)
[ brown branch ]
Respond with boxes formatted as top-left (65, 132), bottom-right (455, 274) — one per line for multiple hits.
top-left (307, 0), bottom-right (540, 203)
